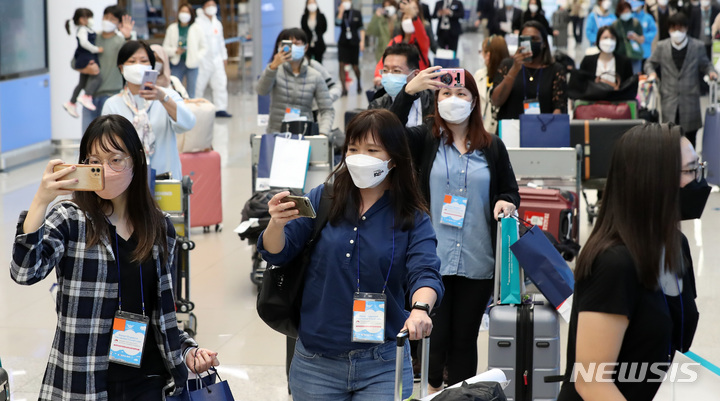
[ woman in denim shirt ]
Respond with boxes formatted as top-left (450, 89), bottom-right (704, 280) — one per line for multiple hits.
top-left (258, 109), bottom-right (444, 400)
top-left (389, 67), bottom-right (520, 393)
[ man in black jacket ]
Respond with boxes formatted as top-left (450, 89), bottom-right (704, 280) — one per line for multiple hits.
top-left (688, 0), bottom-right (720, 58)
top-left (433, 0), bottom-right (465, 51)
top-left (369, 43), bottom-right (435, 127)
top-left (490, 0), bottom-right (523, 35)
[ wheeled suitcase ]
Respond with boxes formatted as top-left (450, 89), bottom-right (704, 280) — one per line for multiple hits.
top-left (176, 99), bottom-right (215, 153)
top-left (395, 331), bottom-right (429, 401)
top-left (180, 151), bottom-right (222, 232)
top-left (702, 81), bottom-right (720, 185)
top-left (517, 187), bottom-right (578, 244)
top-left (488, 216), bottom-right (561, 401)
top-left (569, 119), bottom-right (644, 181)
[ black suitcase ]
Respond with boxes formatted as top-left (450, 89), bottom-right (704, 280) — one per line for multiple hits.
top-left (569, 119), bottom-right (644, 182)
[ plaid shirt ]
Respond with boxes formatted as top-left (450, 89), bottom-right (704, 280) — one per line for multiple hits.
top-left (11, 201), bottom-right (197, 400)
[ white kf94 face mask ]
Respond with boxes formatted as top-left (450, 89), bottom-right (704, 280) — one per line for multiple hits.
top-left (345, 154), bottom-right (393, 189)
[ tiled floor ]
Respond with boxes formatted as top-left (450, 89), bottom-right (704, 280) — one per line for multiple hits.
top-left (1, 31), bottom-right (719, 401)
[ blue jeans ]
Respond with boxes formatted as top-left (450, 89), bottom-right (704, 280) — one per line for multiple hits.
top-left (289, 338), bottom-right (413, 401)
top-left (170, 59), bottom-right (199, 99)
top-left (81, 94), bottom-right (111, 134)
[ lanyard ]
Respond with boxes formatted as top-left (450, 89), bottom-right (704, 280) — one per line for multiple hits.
top-left (521, 65), bottom-right (543, 100)
top-left (284, 68), bottom-right (307, 109)
top-left (355, 218), bottom-right (395, 294)
top-left (442, 141), bottom-right (470, 193)
top-left (660, 274), bottom-right (684, 362)
top-left (344, 9), bottom-right (353, 31)
top-left (114, 232), bottom-right (146, 317)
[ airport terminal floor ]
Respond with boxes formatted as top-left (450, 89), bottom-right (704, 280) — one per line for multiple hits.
top-left (1, 32), bottom-right (719, 400)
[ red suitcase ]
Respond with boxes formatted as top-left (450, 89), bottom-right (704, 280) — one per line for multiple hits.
top-left (517, 187), bottom-right (578, 243)
top-left (180, 151), bottom-right (222, 232)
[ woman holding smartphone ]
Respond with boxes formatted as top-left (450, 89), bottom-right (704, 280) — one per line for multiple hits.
top-left (491, 21), bottom-right (568, 120)
top-left (258, 109), bottom-right (444, 400)
top-left (388, 67), bottom-right (520, 392)
top-left (102, 40), bottom-right (195, 180)
top-left (11, 115), bottom-right (218, 400)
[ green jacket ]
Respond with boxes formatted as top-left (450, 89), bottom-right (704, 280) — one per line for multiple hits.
top-left (366, 14), bottom-right (397, 62)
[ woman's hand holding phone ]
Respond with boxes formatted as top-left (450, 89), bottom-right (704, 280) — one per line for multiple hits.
top-left (404, 66), bottom-right (445, 95)
top-left (268, 191), bottom-right (301, 228)
top-left (139, 82), bottom-right (166, 102)
top-left (23, 160), bottom-right (77, 234)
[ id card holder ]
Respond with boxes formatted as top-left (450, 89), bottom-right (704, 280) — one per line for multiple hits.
top-left (109, 311), bottom-right (149, 367)
top-left (346, 27), bottom-right (352, 40)
top-left (283, 107), bottom-right (301, 121)
top-left (352, 292), bottom-right (386, 343)
top-left (440, 194), bottom-right (467, 228)
top-left (523, 98), bottom-right (541, 115)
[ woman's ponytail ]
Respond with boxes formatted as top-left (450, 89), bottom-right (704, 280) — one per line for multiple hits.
top-left (65, 19), bottom-right (71, 35)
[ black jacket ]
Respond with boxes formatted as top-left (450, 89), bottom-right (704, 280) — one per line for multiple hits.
top-left (579, 53), bottom-right (635, 83)
top-left (520, 10), bottom-right (551, 32)
top-left (490, 7), bottom-right (523, 35)
top-left (433, 0), bottom-right (465, 35)
top-left (389, 86), bottom-right (521, 253)
top-left (368, 88), bottom-right (436, 120)
top-left (301, 12), bottom-right (328, 54)
top-left (689, 4), bottom-right (720, 40)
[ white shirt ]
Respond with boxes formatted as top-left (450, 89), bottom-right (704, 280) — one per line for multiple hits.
top-left (195, 13), bottom-right (227, 62)
top-left (596, 56), bottom-right (616, 83)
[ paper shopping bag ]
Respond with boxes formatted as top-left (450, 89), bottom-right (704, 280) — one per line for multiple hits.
top-left (268, 136), bottom-right (311, 190)
top-left (519, 114), bottom-right (570, 148)
top-left (499, 217), bottom-right (522, 305)
top-left (653, 351), bottom-right (720, 400)
top-left (510, 225), bottom-right (574, 322)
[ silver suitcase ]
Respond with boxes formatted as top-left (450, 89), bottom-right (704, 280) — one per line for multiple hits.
top-left (487, 216), bottom-right (561, 401)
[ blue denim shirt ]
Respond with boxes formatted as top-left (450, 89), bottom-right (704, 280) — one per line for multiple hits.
top-left (429, 142), bottom-right (495, 279)
top-left (258, 184), bottom-right (444, 355)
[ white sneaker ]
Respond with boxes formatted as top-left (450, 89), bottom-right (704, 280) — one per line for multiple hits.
top-left (63, 102), bottom-right (79, 118)
top-left (78, 95), bottom-right (96, 111)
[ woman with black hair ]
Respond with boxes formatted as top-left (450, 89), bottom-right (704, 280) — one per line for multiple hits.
top-left (521, 0), bottom-right (551, 31)
top-left (101, 40), bottom-right (195, 180)
top-left (256, 28), bottom-right (335, 135)
top-left (258, 109), bottom-right (444, 400)
top-left (301, 0), bottom-right (328, 63)
top-left (558, 123), bottom-right (699, 400)
top-left (388, 67), bottom-right (520, 392)
top-left (11, 115), bottom-right (218, 400)
top-left (611, 0), bottom-right (645, 73)
top-left (491, 21), bottom-right (568, 119)
top-left (574, 26), bottom-right (634, 94)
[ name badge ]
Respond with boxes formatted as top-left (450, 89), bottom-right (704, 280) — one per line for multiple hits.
top-left (523, 99), bottom-right (541, 115)
top-left (283, 107), bottom-right (302, 122)
top-left (441, 194), bottom-right (467, 228)
top-left (346, 27), bottom-right (353, 40)
top-left (352, 292), bottom-right (386, 343)
top-left (109, 311), bottom-right (149, 368)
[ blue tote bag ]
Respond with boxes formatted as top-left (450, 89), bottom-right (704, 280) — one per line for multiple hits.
top-left (499, 217), bottom-right (522, 304)
top-left (519, 114), bottom-right (570, 148)
top-left (509, 225), bottom-right (574, 321)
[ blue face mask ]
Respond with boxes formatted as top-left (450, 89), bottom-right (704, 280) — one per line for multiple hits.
top-left (381, 73), bottom-right (409, 97)
top-left (291, 44), bottom-right (305, 61)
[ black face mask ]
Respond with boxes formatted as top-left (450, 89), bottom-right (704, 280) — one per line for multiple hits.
top-left (531, 41), bottom-right (543, 58)
top-left (679, 178), bottom-right (711, 220)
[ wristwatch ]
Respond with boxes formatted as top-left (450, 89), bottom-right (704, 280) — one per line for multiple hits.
top-left (412, 302), bottom-right (431, 314)
top-left (161, 93), bottom-right (170, 103)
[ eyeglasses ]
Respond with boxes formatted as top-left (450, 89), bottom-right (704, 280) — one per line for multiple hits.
top-left (381, 69), bottom-right (409, 75)
top-left (681, 161), bottom-right (707, 183)
top-left (82, 155), bottom-right (132, 172)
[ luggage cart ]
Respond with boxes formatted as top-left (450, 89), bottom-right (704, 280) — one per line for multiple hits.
top-left (240, 133), bottom-right (335, 290)
top-left (155, 176), bottom-right (198, 336)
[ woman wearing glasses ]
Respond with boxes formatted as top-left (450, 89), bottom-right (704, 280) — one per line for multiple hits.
top-left (11, 114), bottom-right (218, 400)
top-left (102, 40), bottom-right (196, 180)
top-left (558, 123), bottom-right (700, 401)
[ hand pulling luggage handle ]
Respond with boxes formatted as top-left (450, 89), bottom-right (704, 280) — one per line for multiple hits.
top-left (395, 330), bottom-right (430, 401)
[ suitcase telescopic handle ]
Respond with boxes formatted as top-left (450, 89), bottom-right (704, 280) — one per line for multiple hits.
top-left (395, 330), bottom-right (430, 401)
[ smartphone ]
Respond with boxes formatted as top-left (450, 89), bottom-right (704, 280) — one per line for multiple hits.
top-left (281, 195), bottom-right (317, 218)
top-left (279, 39), bottom-right (292, 54)
top-left (142, 69), bottom-right (159, 90)
top-left (433, 68), bottom-right (465, 88)
top-left (519, 35), bottom-right (533, 62)
top-left (52, 164), bottom-right (105, 191)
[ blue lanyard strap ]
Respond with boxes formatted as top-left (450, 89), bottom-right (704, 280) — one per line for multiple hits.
top-left (660, 274), bottom-right (684, 361)
top-left (356, 217), bottom-right (396, 294)
top-left (442, 142), bottom-right (470, 192)
top-left (521, 65), bottom-right (543, 100)
top-left (114, 231), bottom-right (146, 316)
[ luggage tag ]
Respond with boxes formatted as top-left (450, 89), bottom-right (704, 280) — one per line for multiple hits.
top-left (109, 311), bottom-right (150, 368)
top-left (440, 194), bottom-right (467, 228)
top-left (352, 292), bottom-right (386, 343)
top-left (523, 98), bottom-right (541, 115)
top-left (283, 107), bottom-right (302, 122)
top-left (346, 27), bottom-right (352, 40)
